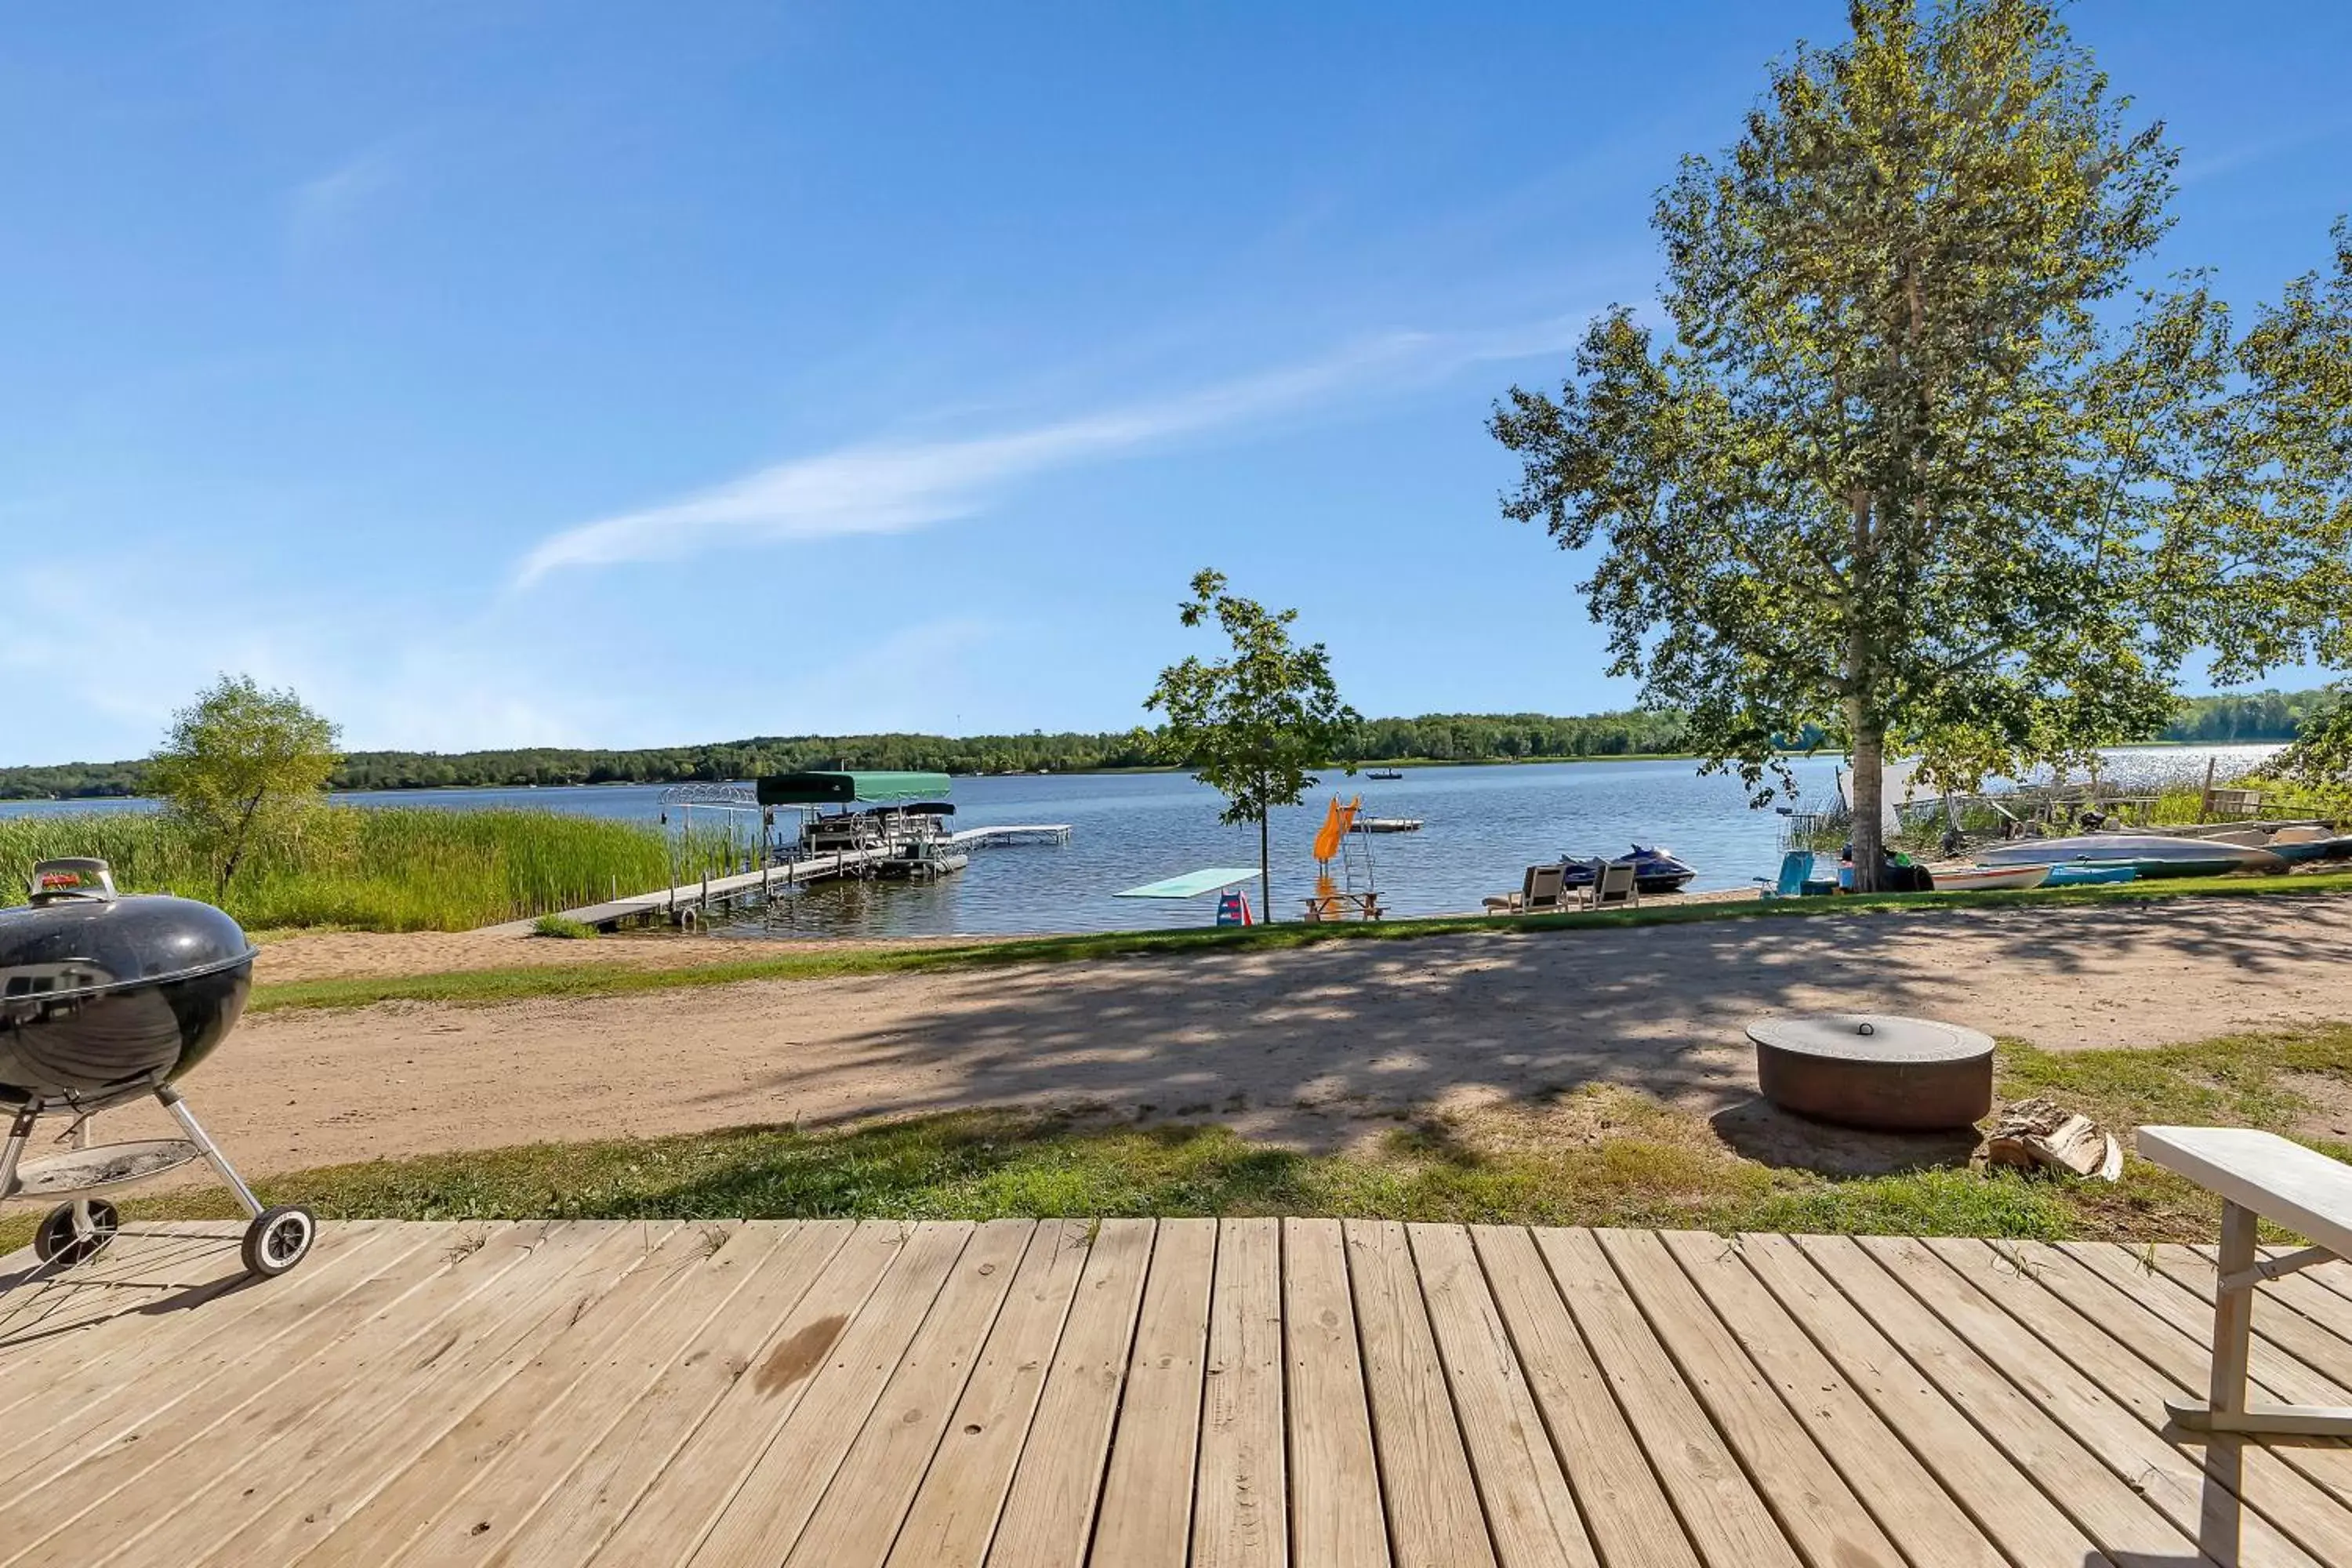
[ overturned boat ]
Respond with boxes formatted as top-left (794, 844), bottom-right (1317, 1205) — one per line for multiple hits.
top-left (1978, 833), bottom-right (2286, 877)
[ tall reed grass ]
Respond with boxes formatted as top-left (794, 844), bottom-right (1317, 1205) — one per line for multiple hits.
top-left (0, 807), bottom-right (742, 931)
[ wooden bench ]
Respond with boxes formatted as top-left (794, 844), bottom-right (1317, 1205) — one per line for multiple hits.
top-left (2137, 1125), bottom-right (2352, 1436)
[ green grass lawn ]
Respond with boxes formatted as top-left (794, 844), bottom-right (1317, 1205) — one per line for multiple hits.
top-left (249, 869), bottom-right (2352, 1014)
top-left (31, 1022), bottom-right (2349, 1253)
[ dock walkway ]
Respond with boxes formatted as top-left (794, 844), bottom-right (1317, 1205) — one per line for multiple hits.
top-left (481, 822), bottom-right (1072, 934)
top-left (8, 1216), bottom-right (2348, 1565)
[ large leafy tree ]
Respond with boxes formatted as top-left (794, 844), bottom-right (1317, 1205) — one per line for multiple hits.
top-left (1492, 0), bottom-right (2197, 885)
top-left (148, 675), bottom-right (341, 898)
top-left (1144, 570), bottom-right (1359, 920)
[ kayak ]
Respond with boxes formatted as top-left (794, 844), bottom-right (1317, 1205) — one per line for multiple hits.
top-left (2044, 863), bottom-right (2138, 887)
top-left (1924, 863), bottom-right (2050, 892)
top-left (1977, 834), bottom-right (2286, 877)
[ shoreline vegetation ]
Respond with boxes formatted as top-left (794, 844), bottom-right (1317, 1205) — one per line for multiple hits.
top-left (0, 806), bottom-right (742, 931)
top-left (23, 1020), bottom-right (2347, 1254)
top-left (0, 688), bottom-right (2321, 800)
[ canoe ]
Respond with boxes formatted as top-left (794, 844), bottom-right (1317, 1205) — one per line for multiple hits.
top-left (1924, 863), bottom-right (2050, 892)
top-left (2044, 863), bottom-right (2138, 887)
top-left (1977, 833), bottom-right (2286, 877)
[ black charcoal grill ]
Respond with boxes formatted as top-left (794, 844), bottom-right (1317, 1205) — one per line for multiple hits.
top-left (0, 858), bottom-right (314, 1276)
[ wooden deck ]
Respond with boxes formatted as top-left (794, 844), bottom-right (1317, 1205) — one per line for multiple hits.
top-left (6, 1219), bottom-right (2352, 1566)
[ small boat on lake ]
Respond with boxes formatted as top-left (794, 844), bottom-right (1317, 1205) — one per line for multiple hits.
top-left (1366, 768), bottom-right (1404, 780)
top-left (1923, 863), bottom-right (2049, 892)
top-left (1560, 844), bottom-right (1697, 895)
top-left (1978, 833), bottom-right (2286, 877)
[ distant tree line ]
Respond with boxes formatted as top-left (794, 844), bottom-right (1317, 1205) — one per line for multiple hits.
top-left (0, 692), bottom-right (2326, 800)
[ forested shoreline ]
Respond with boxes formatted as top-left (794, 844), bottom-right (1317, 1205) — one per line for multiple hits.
top-left (0, 690), bottom-right (2323, 800)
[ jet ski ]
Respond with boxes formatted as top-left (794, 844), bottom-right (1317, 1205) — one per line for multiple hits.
top-left (1558, 844), bottom-right (1698, 894)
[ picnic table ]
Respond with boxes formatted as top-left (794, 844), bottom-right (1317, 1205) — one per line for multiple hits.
top-left (2137, 1125), bottom-right (2352, 1436)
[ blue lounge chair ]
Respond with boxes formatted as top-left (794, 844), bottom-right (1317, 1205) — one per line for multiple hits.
top-left (1755, 851), bottom-right (1832, 899)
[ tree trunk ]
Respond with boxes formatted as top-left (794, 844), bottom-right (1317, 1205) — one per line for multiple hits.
top-left (1849, 705), bottom-right (1886, 894)
top-left (1259, 813), bottom-right (1272, 924)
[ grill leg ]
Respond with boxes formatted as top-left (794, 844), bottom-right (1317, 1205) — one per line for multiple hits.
top-left (154, 1085), bottom-right (263, 1221)
top-left (0, 1105), bottom-right (37, 1202)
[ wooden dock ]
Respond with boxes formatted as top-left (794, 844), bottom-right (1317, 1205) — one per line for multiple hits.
top-left (482, 823), bottom-right (1072, 934)
top-left (8, 1217), bottom-right (2350, 1566)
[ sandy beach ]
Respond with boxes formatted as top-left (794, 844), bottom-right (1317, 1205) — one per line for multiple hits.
top-left (98, 893), bottom-right (2352, 1176)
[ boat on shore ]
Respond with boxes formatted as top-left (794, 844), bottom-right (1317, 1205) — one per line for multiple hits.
top-left (1923, 863), bottom-right (2049, 892)
top-left (2044, 862), bottom-right (2138, 887)
top-left (1978, 833), bottom-right (2286, 877)
top-left (1560, 844), bottom-right (1697, 895)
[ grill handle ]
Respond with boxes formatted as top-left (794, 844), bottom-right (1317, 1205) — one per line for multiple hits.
top-left (27, 858), bottom-right (118, 906)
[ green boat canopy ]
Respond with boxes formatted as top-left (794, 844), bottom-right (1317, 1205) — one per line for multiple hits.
top-left (754, 770), bottom-right (953, 807)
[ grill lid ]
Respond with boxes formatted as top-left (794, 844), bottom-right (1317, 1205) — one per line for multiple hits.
top-left (1, 859), bottom-right (256, 1002)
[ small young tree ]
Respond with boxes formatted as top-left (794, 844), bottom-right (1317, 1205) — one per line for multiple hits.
top-left (148, 675), bottom-right (342, 898)
top-left (1143, 570), bottom-right (1359, 921)
top-left (1491, 0), bottom-right (2200, 885)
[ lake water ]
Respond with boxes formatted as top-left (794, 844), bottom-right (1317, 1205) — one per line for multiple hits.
top-left (1, 742), bottom-right (2282, 938)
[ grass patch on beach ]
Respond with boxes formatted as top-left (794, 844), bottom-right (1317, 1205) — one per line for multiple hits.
top-left (248, 869), bottom-right (2352, 1014)
top-left (0, 807), bottom-right (741, 932)
top-left (35, 1024), bottom-right (2350, 1252)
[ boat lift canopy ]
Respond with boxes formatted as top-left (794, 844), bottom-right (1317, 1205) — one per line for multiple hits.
top-left (754, 771), bottom-right (952, 807)
top-left (1115, 866), bottom-right (1264, 899)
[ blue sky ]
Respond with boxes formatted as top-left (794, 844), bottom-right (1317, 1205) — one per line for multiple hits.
top-left (2, 2), bottom-right (2347, 764)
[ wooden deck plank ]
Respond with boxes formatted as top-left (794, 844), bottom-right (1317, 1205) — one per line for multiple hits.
top-left (584, 1220), bottom-right (924, 1567)
top-left (197, 1223), bottom-right (685, 1568)
top-left (0, 1225), bottom-right (448, 1535)
top-left (983, 1218), bottom-right (1155, 1568)
top-left (0, 1223), bottom-right (262, 1364)
top-left (782, 1220), bottom-right (1035, 1568)
top-left (1735, 1232), bottom-right (2114, 1567)
top-left (0, 1223), bottom-right (398, 1475)
top-left (1595, 1229), bottom-right (1902, 1568)
top-left (478, 1221), bottom-right (855, 1568)
top-left (681, 1220), bottom-right (975, 1566)
top-left (391, 1225), bottom-right (800, 1566)
top-left (1794, 1233), bottom-right (2209, 1567)
top-left (0, 1221), bottom-right (398, 1425)
top-left (51, 1221), bottom-right (603, 1568)
top-left (1191, 1217), bottom-right (1288, 1568)
top-left (1659, 1231), bottom-right (2006, 1568)
top-left (15, 1221), bottom-right (2352, 1566)
top-left (1346, 1219), bottom-right (1494, 1568)
top-left (1852, 1234), bottom-right (2320, 1567)
top-left (288, 1223), bottom-right (694, 1566)
top-left (1470, 1225), bottom-right (1699, 1568)
top-left (886, 1219), bottom-right (1094, 1568)
top-left (1534, 1227), bottom-right (1802, 1568)
top-left (1282, 1217), bottom-right (1388, 1568)
top-left (1088, 1217), bottom-right (1218, 1568)
top-left (1920, 1236), bottom-right (2352, 1568)
top-left (1406, 1225), bottom-right (1597, 1568)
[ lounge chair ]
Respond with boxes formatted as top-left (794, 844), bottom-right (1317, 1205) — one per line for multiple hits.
top-left (1755, 850), bottom-right (1830, 900)
top-left (1483, 862), bottom-right (1568, 915)
top-left (1583, 857), bottom-right (1638, 911)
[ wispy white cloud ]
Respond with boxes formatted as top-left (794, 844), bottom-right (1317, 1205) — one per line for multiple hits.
top-left (289, 143), bottom-right (405, 255)
top-left (514, 318), bottom-right (1584, 586)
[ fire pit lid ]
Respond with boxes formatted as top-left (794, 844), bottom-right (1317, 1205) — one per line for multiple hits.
top-left (1745, 1013), bottom-right (1994, 1063)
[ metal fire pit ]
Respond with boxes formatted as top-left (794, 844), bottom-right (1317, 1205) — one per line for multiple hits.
top-left (1748, 1013), bottom-right (1994, 1131)
top-left (0, 859), bottom-right (314, 1276)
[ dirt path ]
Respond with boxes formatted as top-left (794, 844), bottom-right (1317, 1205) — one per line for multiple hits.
top-left (117, 895), bottom-right (2352, 1176)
